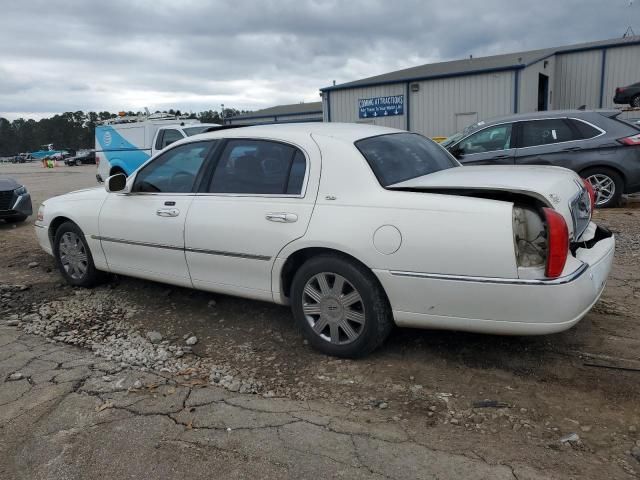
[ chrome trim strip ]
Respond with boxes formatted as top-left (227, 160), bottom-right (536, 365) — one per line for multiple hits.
top-left (92, 235), bottom-right (183, 252)
top-left (92, 236), bottom-right (271, 261)
top-left (389, 263), bottom-right (589, 286)
top-left (186, 247), bottom-right (271, 261)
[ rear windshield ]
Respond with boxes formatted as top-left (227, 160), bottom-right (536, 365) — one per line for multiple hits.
top-left (355, 133), bottom-right (458, 187)
top-left (183, 126), bottom-right (211, 136)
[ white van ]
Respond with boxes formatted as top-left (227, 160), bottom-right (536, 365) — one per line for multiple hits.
top-left (95, 114), bottom-right (219, 182)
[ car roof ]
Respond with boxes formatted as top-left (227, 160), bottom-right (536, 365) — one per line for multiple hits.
top-left (193, 122), bottom-right (403, 143)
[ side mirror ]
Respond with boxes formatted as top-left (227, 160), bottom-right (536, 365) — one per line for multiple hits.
top-left (105, 173), bottom-right (129, 193)
top-left (449, 145), bottom-right (465, 159)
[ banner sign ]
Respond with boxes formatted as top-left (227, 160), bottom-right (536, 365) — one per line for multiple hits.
top-left (358, 95), bottom-right (404, 118)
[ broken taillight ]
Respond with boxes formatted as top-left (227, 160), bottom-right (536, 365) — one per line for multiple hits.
top-left (582, 178), bottom-right (595, 211)
top-left (543, 208), bottom-right (569, 278)
top-left (617, 133), bottom-right (640, 146)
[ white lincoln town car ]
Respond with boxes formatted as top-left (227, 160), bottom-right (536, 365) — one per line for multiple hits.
top-left (35, 123), bottom-right (615, 357)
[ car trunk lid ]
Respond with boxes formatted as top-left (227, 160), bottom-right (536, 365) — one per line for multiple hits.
top-left (388, 165), bottom-right (591, 240)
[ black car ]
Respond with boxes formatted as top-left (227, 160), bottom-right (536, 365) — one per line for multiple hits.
top-left (0, 177), bottom-right (32, 223)
top-left (614, 82), bottom-right (640, 108)
top-left (65, 150), bottom-right (96, 166)
top-left (442, 109), bottom-right (640, 208)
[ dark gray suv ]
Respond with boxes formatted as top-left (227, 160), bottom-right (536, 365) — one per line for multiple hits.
top-left (442, 110), bottom-right (640, 207)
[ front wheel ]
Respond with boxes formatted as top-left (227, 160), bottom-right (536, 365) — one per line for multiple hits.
top-left (290, 255), bottom-right (393, 358)
top-left (582, 168), bottom-right (623, 208)
top-left (53, 221), bottom-right (103, 287)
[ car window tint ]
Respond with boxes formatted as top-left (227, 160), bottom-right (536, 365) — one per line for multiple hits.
top-left (209, 140), bottom-right (306, 195)
top-left (519, 119), bottom-right (576, 147)
top-left (459, 124), bottom-right (512, 154)
top-left (355, 133), bottom-right (458, 187)
top-left (161, 129), bottom-right (184, 149)
top-left (569, 119), bottom-right (601, 139)
top-left (133, 141), bottom-right (213, 193)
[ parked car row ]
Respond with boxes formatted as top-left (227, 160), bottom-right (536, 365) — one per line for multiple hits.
top-left (35, 122), bottom-right (615, 357)
top-left (65, 150), bottom-right (96, 166)
top-left (441, 109), bottom-right (640, 208)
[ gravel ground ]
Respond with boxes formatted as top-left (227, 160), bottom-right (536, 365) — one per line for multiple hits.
top-left (1, 162), bottom-right (640, 478)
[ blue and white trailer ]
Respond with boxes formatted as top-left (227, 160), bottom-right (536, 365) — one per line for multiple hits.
top-left (95, 114), bottom-right (219, 182)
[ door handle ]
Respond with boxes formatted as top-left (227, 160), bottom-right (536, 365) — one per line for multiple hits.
top-left (562, 147), bottom-right (581, 152)
top-left (492, 154), bottom-right (511, 159)
top-left (266, 212), bottom-right (298, 223)
top-left (156, 208), bottom-right (180, 217)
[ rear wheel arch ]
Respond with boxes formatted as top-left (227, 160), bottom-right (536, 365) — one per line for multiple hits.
top-left (279, 246), bottom-right (389, 301)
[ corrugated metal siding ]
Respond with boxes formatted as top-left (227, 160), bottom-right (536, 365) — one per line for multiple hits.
top-left (409, 71), bottom-right (514, 137)
top-left (602, 44), bottom-right (640, 108)
top-left (327, 84), bottom-right (407, 129)
top-left (554, 50), bottom-right (602, 109)
top-left (519, 57), bottom-right (555, 112)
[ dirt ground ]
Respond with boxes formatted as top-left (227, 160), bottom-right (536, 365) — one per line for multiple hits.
top-left (1, 162), bottom-right (640, 479)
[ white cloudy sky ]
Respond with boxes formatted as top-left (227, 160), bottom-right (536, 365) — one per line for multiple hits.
top-left (0, 0), bottom-right (638, 120)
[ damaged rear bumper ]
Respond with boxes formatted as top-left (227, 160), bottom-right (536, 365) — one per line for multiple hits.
top-left (375, 225), bottom-right (615, 335)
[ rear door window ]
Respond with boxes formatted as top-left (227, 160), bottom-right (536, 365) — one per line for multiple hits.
top-left (208, 139), bottom-right (306, 195)
top-left (518, 119), bottom-right (577, 147)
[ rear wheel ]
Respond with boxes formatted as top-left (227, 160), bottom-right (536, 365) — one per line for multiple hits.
top-left (582, 167), bottom-right (623, 208)
top-left (631, 94), bottom-right (640, 108)
top-left (290, 254), bottom-right (393, 358)
top-left (75, 159), bottom-right (82, 166)
top-left (53, 221), bottom-right (103, 287)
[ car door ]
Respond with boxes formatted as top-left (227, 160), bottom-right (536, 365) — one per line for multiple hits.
top-left (184, 137), bottom-right (319, 301)
top-left (514, 118), bottom-right (584, 166)
top-left (451, 123), bottom-right (515, 165)
top-left (98, 140), bottom-right (216, 287)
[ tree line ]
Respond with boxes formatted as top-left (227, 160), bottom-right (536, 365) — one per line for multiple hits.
top-left (0, 108), bottom-right (245, 156)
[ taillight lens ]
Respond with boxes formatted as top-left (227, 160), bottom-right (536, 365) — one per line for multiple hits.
top-left (616, 87), bottom-right (625, 94)
top-left (617, 133), bottom-right (640, 146)
top-left (96, 155), bottom-right (100, 167)
top-left (543, 208), bottom-right (569, 278)
top-left (582, 178), bottom-right (595, 211)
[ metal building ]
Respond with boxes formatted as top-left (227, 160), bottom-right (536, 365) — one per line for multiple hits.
top-left (225, 102), bottom-right (323, 125)
top-left (321, 36), bottom-right (640, 138)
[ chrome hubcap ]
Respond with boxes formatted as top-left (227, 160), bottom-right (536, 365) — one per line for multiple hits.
top-left (586, 174), bottom-right (615, 206)
top-left (302, 273), bottom-right (365, 345)
top-left (59, 232), bottom-right (88, 280)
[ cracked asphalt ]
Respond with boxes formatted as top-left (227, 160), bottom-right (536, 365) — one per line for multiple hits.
top-left (0, 326), bottom-right (539, 479)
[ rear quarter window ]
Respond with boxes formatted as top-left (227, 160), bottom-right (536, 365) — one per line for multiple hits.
top-left (355, 133), bottom-right (458, 187)
top-left (569, 119), bottom-right (602, 139)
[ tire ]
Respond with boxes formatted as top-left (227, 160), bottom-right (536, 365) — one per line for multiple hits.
top-left (631, 94), bottom-right (640, 108)
top-left (4, 216), bottom-right (27, 223)
top-left (290, 254), bottom-right (393, 358)
top-left (53, 221), bottom-right (103, 287)
top-left (582, 167), bottom-right (624, 208)
top-left (75, 159), bottom-right (82, 166)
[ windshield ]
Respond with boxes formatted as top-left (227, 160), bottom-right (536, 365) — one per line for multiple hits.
top-left (355, 133), bottom-right (459, 187)
top-left (439, 121), bottom-right (486, 148)
top-left (183, 126), bottom-right (212, 136)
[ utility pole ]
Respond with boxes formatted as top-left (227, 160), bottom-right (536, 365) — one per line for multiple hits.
top-left (220, 104), bottom-right (225, 124)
